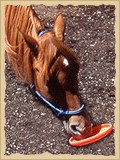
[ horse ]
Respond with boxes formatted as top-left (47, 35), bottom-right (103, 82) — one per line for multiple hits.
top-left (5, 5), bottom-right (92, 139)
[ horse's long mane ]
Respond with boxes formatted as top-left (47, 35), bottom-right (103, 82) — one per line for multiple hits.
top-left (5, 5), bottom-right (43, 83)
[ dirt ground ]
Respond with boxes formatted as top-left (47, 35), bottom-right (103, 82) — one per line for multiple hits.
top-left (4, 4), bottom-right (115, 156)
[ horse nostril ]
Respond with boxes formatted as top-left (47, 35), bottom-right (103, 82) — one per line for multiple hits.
top-left (69, 124), bottom-right (83, 135)
top-left (70, 125), bottom-right (77, 131)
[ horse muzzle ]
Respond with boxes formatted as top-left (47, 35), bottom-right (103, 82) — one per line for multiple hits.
top-left (63, 114), bottom-right (93, 139)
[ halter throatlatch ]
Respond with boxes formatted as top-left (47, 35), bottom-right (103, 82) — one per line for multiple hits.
top-left (30, 29), bottom-right (85, 116)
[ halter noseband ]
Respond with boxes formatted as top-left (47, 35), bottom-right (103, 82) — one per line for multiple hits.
top-left (29, 29), bottom-right (85, 116)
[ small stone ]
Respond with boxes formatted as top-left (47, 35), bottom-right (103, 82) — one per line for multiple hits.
top-left (41, 112), bottom-right (46, 116)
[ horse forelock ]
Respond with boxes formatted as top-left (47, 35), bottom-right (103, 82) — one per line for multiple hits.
top-left (35, 34), bottom-right (58, 84)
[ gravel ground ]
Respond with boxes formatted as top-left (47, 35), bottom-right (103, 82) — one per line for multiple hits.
top-left (4, 4), bottom-right (115, 156)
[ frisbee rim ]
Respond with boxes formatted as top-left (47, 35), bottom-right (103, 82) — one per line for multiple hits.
top-left (69, 123), bottom-right (112, 147)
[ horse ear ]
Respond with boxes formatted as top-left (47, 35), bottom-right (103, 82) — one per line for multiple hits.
top-left (20, 31), bottom-right (39, 57)
top-left (54, 14), bottom-right (65, 41)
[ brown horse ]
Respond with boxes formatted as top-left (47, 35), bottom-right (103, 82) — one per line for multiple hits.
top-left (5, 5), bottom-right (92, 139)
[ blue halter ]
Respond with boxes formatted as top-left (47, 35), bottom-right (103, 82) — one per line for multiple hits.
top-left (30, 83), bottom-right (85, 116)
top-left (38, 29), bottom-right (50, 37)
top-left (30, 29), bottom-right (85, 116)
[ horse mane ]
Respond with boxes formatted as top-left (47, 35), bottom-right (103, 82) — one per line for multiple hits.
top-left (5, 5), bottom-right (43, 83)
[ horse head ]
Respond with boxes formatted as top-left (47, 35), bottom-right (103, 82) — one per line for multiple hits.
top-left (21, 14), bottom-right (92, 139)
top-left (5, 6), bottom-right (92, 139)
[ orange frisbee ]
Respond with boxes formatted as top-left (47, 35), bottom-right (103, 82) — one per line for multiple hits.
top-left (69, 124), bottom-right (112, 147)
